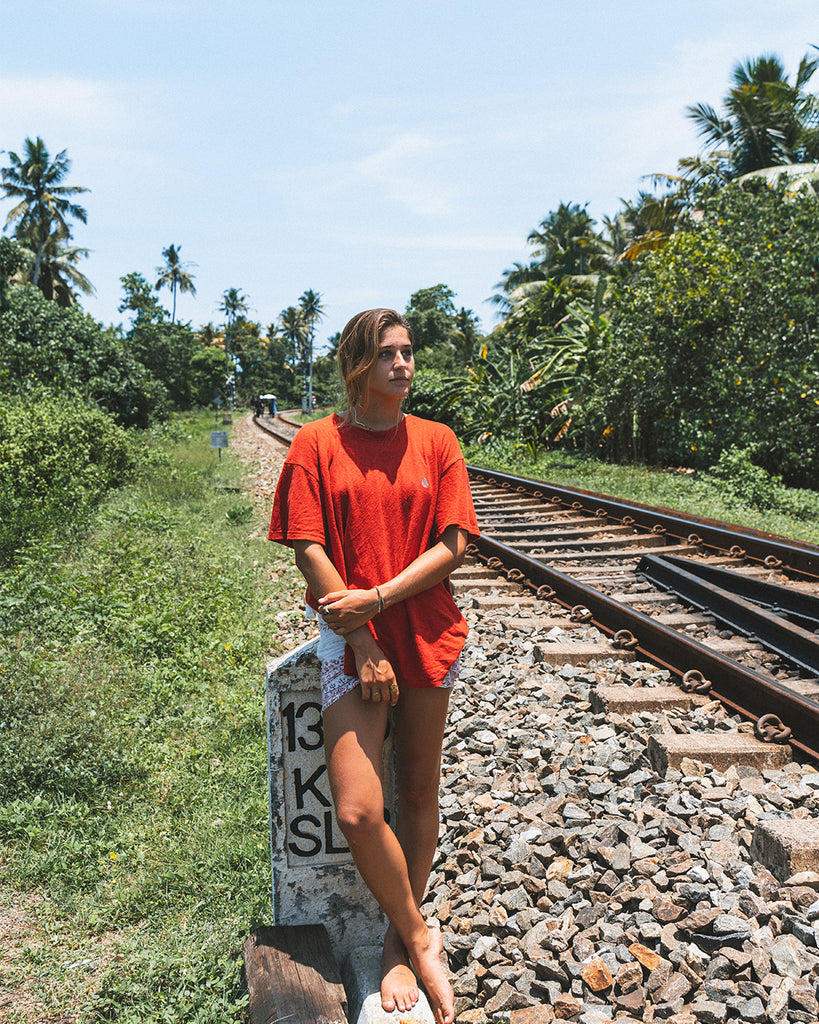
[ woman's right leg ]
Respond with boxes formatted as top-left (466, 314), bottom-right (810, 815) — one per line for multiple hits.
top-left (323, 689), bottom-right (454, 1024)
top-left (381, 685), bottom-right (452, 1012)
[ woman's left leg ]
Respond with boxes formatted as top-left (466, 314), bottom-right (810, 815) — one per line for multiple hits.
top-left (380, 685), bottom-right (452, 1013)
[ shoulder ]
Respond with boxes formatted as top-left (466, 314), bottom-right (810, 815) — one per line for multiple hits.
top-left (405, 415), bottom-right (458, 444)
top-left (286, 414), bottom-right (340, 465)
top-left (301, 413), bottom-right (339, 436)
top-left (291, 413), bottom-right (340, 446)
top-left (405, 415), bottom-right (462, 455)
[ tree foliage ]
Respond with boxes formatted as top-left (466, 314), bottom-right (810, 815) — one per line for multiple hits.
top-left (119, 272), bottom-right (197, 410)
top-left (1, 137), bottom-right (90, 294)
top-left (405, 284), bottom-right (457, 352)
top-left (491, 204), bottom-right (610, 349)
top-left (0, 394), bottom-right (140, 561)
top-left (403, 285), bottom-right (482, 375)
top-left (687, 52), bottom-right (819, 183)
top-left (154, 244), bottom-right (197, 323)
top-left (0, 237), bottom-right (28, 311)
top-left (1, 282), bottom-right (167, 426)
top-left (16, 234), bottom-right (95, 308)
top-left (591, 180), bottom-right (819, 485)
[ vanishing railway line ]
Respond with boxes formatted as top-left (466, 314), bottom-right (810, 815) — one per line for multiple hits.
top-left (255, 409), bottom-right (819, 762)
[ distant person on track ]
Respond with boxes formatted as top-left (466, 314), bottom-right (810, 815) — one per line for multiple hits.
top-left (268, 397), bottom-right (276, 417)
top-left (268, 308), bottom-right (478, 1024)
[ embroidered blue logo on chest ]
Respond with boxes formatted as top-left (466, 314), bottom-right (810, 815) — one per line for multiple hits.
top-left (421, 477), bottom-right (429, 488)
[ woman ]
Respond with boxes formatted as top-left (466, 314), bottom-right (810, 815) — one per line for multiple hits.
top-left (269, 308), bottom-right (478, 1024)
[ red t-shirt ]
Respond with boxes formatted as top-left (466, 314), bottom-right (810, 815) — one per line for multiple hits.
top-left (268, 414), bottom-right (480, 687)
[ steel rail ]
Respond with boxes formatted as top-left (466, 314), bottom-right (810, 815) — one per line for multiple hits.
top-left (639, 553), bottom-right (819, 678)
top-left (640, 553), bottom-right (819, 631)
top-left (468, 466), bottom-right (819, 579)
top-left (472, 533), bottom-right (819, 761)
top-left (252, 414), bottom-right (298, 446)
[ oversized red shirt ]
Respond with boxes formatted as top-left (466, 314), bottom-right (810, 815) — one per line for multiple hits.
top-left (268, 414), bottom-right (480, 687)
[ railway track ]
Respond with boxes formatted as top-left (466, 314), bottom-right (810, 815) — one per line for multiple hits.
top-left (252, 410), bottom-right (819, 1022)
top-left (467, 470), bottom-right (819, 764)
top-left (254, 410), bottom-right (819, 761)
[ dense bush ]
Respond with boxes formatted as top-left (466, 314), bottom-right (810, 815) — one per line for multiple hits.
top-left (710, 445), bottom-right (819, 520)
top-left (0, 395), bottom-right (141, 561)
top-left (0, 283), bottom-right (168, 426)
top-left (590, 181), bottom-right (819, 485)
top-left (408, 367), bottom-right (470, 434)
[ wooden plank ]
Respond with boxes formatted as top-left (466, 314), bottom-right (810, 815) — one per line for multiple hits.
top-left (243, 924), bottom-right (348, 1024)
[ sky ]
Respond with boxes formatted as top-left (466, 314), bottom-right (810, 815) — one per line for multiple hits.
top-left (2, 0), bottom-right (818, 349)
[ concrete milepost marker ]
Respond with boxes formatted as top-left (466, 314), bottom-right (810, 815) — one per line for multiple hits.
top-left (266, 637), bottom-right (392, 960)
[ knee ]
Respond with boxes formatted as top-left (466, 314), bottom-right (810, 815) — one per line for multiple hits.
top-left (398, 776), bottom-right (439, 816)
top-left (334, 797), bottom-right (385, 841)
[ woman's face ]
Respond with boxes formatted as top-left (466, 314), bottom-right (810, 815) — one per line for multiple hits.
top-left (366, 325), bottom-right (414, 404)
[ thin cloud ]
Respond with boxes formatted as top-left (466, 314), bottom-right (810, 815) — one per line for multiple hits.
top-left (356, 134), bottom-right (459, 217)
top-left (0, 74), bottom-right (125, 140)
top-left (347, 231), bottom-right (524, 253)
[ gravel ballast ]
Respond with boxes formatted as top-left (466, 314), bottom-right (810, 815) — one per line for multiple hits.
top-left (430, 602), bottom-right (819, 1023)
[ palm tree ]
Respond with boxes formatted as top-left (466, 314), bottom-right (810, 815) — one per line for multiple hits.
top-left (491, 204), bottom-right (609, 343)
top-left (278, 305), bottom-right (308, 375)
top-left (219, 287), bottom-right (249, 324)
top-left (324, 331), bottom-right (342, 359)
top-left (686, 52), bottom-right (819, 184)
top-left (19, 235), bottom-right (95, 307)
top-left (8, 215), bottom-right (96, 307)
top-left (219, 288), bottom-right (250, 408)
top-left (155, 244), bottom-right (197, 322)
top-left (298, 289), bottom-right (325, 410)
top-left (452, 307), bottom-right (480, 365)
top-left (526, 202), bottom-right (607, 279)
top-left (1, 137), bottom-right (88, 288)
top-left (490, 260), bottom-right (549, 315)
top-left (442, 282), bottom-right (603, 451)
top-left (604, 185), bottom-right (693, 264)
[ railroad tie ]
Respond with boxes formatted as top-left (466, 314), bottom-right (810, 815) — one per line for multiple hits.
top-left (647, 733), bottom-right (793, 775)
top-left (243, 924), bottom-right (348, 1024)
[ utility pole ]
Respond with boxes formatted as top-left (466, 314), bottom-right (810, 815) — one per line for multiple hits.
top-left (225, 324), bottom-right (234, 411)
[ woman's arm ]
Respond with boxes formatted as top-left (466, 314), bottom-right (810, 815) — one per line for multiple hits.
top-left (317, 524), bottom-right (469, 632)
top-left (293, 540), bottom-right (399, 704)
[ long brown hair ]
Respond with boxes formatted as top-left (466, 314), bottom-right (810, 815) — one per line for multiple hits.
top-left (337, 308), bottom-right (413, 421)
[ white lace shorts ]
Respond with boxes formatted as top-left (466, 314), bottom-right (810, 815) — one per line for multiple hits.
top-left (307, 607), bottom-right (459, 711)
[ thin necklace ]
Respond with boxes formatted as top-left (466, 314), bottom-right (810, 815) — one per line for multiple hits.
top-left (352, 409), bottom-right (406, 432)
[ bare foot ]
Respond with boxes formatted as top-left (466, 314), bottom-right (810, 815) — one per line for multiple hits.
top-left (380, 923), bottom-right (419, 1013)
top-left (407, 925), bottom-right (454, 1024)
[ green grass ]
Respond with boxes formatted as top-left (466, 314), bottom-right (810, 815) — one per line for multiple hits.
top-left (464, 440), bottom-right (819, 546)
top-left (0, 412), bottom-right (306, 1023)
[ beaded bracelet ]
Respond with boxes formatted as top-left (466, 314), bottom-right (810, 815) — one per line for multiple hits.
top-left (375, 585), bottom-right (384, 614)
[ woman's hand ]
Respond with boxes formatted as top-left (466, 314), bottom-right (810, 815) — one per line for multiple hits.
top-left (318, 588), bottom-right (378, 635)
top-left (346, 629), bottom-right (399, 706)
